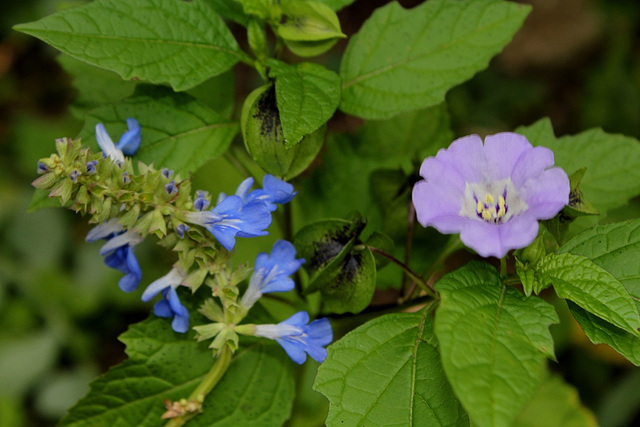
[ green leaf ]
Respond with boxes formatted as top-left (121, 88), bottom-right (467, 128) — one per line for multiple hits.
top-left (568, 302), bottom-right (640, 366)
top-left (203, 0), bottom-right (250, 26)
top-left (15, 0), bottom-right (246, 91)
top-left (57, 54), bottom-right (137, 119)
top-left (241, 84), bottom-right (324, 179)
top-left (314, 0), bottom-right (355, 11)
top-left (557, 220), bottom-right (640, 364)
top-left (268, 60), bottom-right (341, 146)
top-left (559, 219), bottom-right (640, 302)
top-left (79, 88), bottom-right (238, 176)
top-left (60, 310), bottom-right (295, 426)
top-left (536, 253), bottom-right (640, 336)
top-left (314, 309), bottom-right (469, 426)
top-left (517, 118), bottom-right (640, 217)
top-left (435, 262), bottom-right (558, 427)
top-left (340, 0), bottom-right (530, 119)
top-left (513, 374), bottom-right (597, 427)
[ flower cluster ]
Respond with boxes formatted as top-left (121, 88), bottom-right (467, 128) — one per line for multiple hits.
top-left (412, 132), bottom-right (570, 258)
top-left (36, 118), bottom-right (331, 365)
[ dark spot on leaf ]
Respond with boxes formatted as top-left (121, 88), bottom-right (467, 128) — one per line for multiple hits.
top-left (253, 85), bottom-right (282, 142)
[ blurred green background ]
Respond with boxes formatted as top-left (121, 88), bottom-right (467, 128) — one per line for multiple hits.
top-left (1, 0), bottom-right (640, 426)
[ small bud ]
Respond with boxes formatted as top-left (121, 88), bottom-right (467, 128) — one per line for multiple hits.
top-left (161, 168), bottom-right (173, 179)
top-left (37, 162), bottom-right (49, 174)
top-left (122, 171), bottom-right (130, 184)
top-left (176, 223), bottom-right (189, 239)
top-left (194, 190), bottom-right (210, 211)
top-left (70, 170), bottom-right (81, 183)
top-left (86, 160), bottom-right (98, 174)
top-left (165, 180), bottom-right (178, 195)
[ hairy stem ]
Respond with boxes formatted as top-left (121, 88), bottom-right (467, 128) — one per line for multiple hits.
top-left (364, 246), bottom-right (436, 298)
top-left (165, 345), bottom-right (233, 427)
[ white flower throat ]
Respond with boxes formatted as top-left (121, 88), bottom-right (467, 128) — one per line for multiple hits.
top-left (461, 178), bottom-right (528, 224)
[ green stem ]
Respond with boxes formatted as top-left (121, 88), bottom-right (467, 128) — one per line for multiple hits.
top-left (165, 345), bottom-right (233, 427)
top-left (405, 237), bottom-right (463, 301)
top-left (500, 256), bottom-right (508, 279)
top-left (364, 246), bottom-right (436, 298)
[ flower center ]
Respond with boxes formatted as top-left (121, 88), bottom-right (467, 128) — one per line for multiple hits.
top-left (461, 179), bottom-right (527, 224)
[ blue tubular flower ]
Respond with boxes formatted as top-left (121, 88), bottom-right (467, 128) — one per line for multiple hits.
top-left (249, 175), bottom-right (297, 211)
top-left (86, 218), bottom-right (144, 292)
top-left (234, 175), bottom-right (297, 212)
top-left (254, 311), bottom-right (333, 364)
top-left (184, 195), bottom-right (271, 251)
top-left (141, 267), bottom-right (189, 333)
top-left (95, 118), bottom-right (141, 165)
top-left (240, 240), bottom-right (305, 309)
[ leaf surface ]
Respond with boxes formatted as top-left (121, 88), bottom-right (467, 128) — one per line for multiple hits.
top-left (340, 0), bottom-right (530, 119)
top-left (435, 262), bottom-right (558, 427)
top-left (59, 308), bottom-right (294, 426)
top-left (15, 0), bottom-right (246, 91)
top-left (315, 310), bottom-right (468, 426)
top-left (79, 89), bottom-right (237, 175)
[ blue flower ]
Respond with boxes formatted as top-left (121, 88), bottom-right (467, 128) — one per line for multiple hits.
top-left (86, 218), bottom-right (143, 292)
top-left (95, 118), bottom-right (141, 165)
top-left (254, 311), bottom-right (332, 364)
top-left (141, 267), bottom-right (189, 333)
top-left (240, 240), bottom-right (305, 309)
top-left (233, 175), bottom-right (297, 212)
top-left (185, 195), bottom-right (271, 251)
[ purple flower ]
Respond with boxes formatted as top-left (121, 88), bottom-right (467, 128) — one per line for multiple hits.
top-left (141, 267), bottom-right (189, 333)
top-left (95, 118), bottom-right (141, 165)
top-left (254, 311), bottom-right (332, 364)
top-left (412, 133), bottom-right (569, 258)
top-left (86, 218), bottom-right (143, 292)
top-left (240, 240), bottom-right (305, 309)
top-left (184, 195), bottom-right (271, 251)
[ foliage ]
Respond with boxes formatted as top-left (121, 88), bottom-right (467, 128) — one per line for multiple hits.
top-left (5, 0), bottom-right (640, 426)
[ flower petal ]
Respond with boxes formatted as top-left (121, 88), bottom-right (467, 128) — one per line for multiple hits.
top-left (483, 132), bottom-right (533, 181)
top-left (459, 221), bottom-right (506, 258)
top-left (519, 167), bottom-right (570, 219)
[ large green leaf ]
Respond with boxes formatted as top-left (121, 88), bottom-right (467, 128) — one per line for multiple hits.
top-left (57, 55), bottom-right (138, 119)
top-left (558, 220), bottom-right (640, 364)
top-left (339, 0), bottom-right (530, 119)
top-left (314, 309), bottom-right (468, 426)
top-left (59, 310), bottom-right (294, 426)
top-left (517, 119), bottom-right (640, 217)
top-left (435, 262), bottom-right (558, 427)
top-left (268, 60), bottom-right (341, 146)
top-left (14, 0), bottom-right (246, 91)
top-left (513, 374), bottom-right (596, 427)
top-left (536, 253), bottom-right (640, 336)
top-left (79, 88), bottom-right (238, 176)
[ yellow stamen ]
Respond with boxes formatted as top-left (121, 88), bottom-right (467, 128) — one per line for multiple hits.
top-left (484, 193), bottom-right (494, 205)
top-left (497, 195), bottom-right (506, 218)
top-left (481, 208), bottom-right (494, 221)
top-left (476, 200), bottom-right (483, 214)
